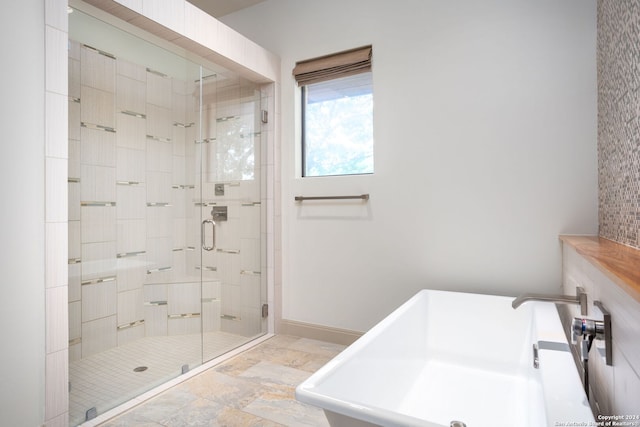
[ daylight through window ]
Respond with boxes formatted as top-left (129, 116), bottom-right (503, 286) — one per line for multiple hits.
top-left (302, 73), bottom-right (373, 176)
top-left (293, 46), bottom-right (374, 177)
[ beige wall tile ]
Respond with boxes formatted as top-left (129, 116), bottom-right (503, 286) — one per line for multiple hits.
top-left (69, 300), bottom-right (81, 341)
top-left (44, 411), bottom-right (68, 427)
top-left (184, 2), bottom-right (220, 54)
top-left (146, 139), bottom-right (173, 172)
top-left (81, 316), bottom-right (117, 357)
top-left (117, 323), bottom-right (145, 346)
top-left (46, 286), bottom-right (68, 353)
top-left (68, 100), bottom-right (81, 141)
top-left (146, 236), bottom-right (172, 269)
top-left (46, 222), bottom-right (68, 288)
top-left (168, 282), bottom-right (200, 315)
top-left (147, 72), bottom-right (172, 109)
top-left (81, 206), bottom-right (117, 243)
top-left (201, 299), bottom-right (221, 332)
top-left (167, 316), bottom-right (201, 335)
top-left (68, 263), bottom-right (81, 302)
top-left (45, 25), bottom-right (68, 95)
top-left (46, 92), bottom-right (68, 158)
top-left (142, 0), bottom-right (184, 35)
top-left (117, 219), bottom-right (147, 253)
top-left (80, 164), bottom-right (116, 202)
top-left (117, 288), bottom-right (144, 325)
top-left (117, 147), bottom-right (146, 183)
top-left (45, 0), bottom-right (68, 32)
top-left (81, 46), bottom-right (116, 92)
top-left (116, 254), bottom-right (147, 293)
top-left (146, 207), bottom-right (172, 238)
top-left (116, 113), bottom-right (146, 150)
top-left (116, 75), bottom-right (146, 113)
top-left (46, 157), bottom-right (68, 223)
top-left (146, 171), bottom-right (172, 202)
top-left (82, 280), bottom-right (117, 322)
top-left (45, 349), bottom-right (69, 420)
top-left (80, 127), bottom-right (117, 167)
top-left (117, 58), bottom-right (146, 81)
top-left (81, 86), bottom-right (115, 128)
top-left (81, 241), bottom-right (117, 280)
top-left (68, 139), bottom-right (81, 179)
top-left (146, 104), bottom-right (173, 139)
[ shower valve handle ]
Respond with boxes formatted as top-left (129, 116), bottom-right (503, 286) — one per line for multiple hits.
top-left (572, 317), bottom-right (605, 341)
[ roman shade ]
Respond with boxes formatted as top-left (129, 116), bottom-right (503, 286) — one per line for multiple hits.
top-left (292, 45), bottom-right (372, 86)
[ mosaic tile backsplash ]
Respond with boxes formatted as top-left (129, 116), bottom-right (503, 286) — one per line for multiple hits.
top-left (598, 0), bottom-right (640, 249)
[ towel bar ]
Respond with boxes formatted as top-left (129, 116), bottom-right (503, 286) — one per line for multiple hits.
top-left (294, 194), bottom-right (369, 202)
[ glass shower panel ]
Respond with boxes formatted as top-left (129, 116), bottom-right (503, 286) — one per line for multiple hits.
top-left (197, 75), bottom-right (266, 362)
top-left (68, 9), bottom-right (205, 425)
top-left (68, 6), bottom-right (267, 425)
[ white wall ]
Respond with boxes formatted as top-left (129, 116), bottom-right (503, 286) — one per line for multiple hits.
top-left (222, 0), bottom-right (598, 332)
top-left (0, 1), bottom-right (46, 425)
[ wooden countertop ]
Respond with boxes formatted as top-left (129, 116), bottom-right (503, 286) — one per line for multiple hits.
top-left (560, 235), bottom-right (640, 303)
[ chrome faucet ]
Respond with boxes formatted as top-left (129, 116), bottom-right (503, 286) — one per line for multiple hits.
top-left (512, 286), bottom-right (587, 315)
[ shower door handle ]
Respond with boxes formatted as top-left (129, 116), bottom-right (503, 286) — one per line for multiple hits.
top-left (201, 219), bottom-right (216, 251)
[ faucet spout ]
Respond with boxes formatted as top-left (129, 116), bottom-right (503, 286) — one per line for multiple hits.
top-left (512, 286), bottom-right (587, 315)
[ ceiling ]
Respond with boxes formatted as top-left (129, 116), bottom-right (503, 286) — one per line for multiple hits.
top-left (186, 0), bottom-right (267, 18)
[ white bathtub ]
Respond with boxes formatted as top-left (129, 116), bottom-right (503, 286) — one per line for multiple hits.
top-left (296, 290), bottom-right (595, 427)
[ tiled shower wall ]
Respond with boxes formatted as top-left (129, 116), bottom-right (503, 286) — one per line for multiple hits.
top-left (41, 0), bottom-right (279, 425)
top-left (45, 0), bottom-right (71, 425)
top-left (597, 0), bottom-right (640, 249)
top-left (68, 39), bottom-right (265, 362)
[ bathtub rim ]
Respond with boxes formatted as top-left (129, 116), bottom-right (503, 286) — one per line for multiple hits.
top-left (295, 288), bottom-right (594, 427)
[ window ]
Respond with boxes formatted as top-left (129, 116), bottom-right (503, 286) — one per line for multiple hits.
top-left (293, 46), bottom-right (374, 177)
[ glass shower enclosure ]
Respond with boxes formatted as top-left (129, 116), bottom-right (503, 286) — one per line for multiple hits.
top-left (68, 7), bottom-right (267, 425)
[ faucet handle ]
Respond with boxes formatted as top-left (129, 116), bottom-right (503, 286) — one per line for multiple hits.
top-left (593, 301), bottom-right (613, 366)
top-left (572, 317), bottom-right (605, 340)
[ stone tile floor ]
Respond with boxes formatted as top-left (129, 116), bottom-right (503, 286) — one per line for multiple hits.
top-left (99, 335), bottom-right (346, 426)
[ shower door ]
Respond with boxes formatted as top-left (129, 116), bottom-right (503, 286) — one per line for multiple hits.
top-left (68, 7), bottom-right (266, 425)
top-left (196, 74), bottom-right (267, 362)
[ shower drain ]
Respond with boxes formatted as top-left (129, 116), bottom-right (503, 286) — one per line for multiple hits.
top-left (133, 366), bottom-right (148, 372)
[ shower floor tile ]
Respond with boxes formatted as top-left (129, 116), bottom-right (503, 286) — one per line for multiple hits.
top-left (96, 335), bottom-right (345, 427)
top-left (70, 331), bottom-right (252, 426)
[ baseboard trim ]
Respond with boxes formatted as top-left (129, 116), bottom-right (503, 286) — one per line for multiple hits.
top-left (278, 319), bottom-right (363, 346)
